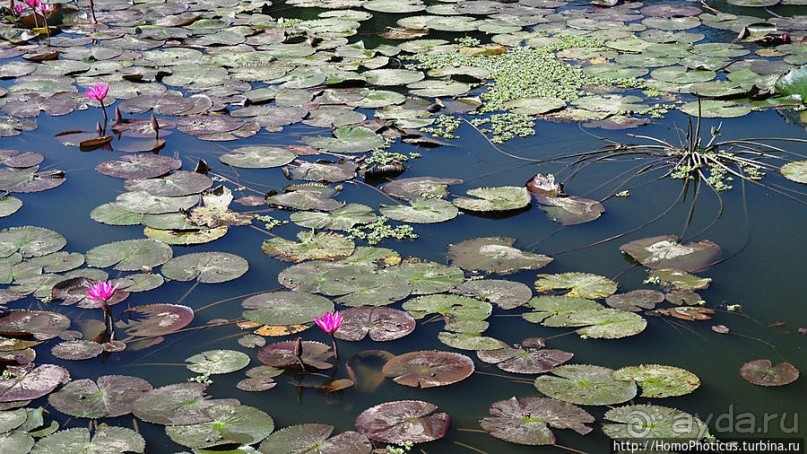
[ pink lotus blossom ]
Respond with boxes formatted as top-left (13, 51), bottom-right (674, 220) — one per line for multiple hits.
top-left (38, 3), bottom-right (52, 14)
top-left (315, 311), bottom-right (342, 335)
top-left (13, 4), bottom-right (25, 15)
top-left (85, 82), bottom-right (109, 102)
top-left (23, 0), bottom-right (40, 8)
top-left (87, 280), bottom-right (117, 302)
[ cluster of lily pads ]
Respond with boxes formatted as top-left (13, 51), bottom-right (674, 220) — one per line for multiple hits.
top-left (0, 0), bottom-right (805, 451)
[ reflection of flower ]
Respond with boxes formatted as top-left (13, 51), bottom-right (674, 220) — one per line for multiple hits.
top-left (315, 311), bottom-right (342, 360)
top-left (85, 82), bottom-right (109, 102)
top-left (315, 311), bottom-right (342, 334)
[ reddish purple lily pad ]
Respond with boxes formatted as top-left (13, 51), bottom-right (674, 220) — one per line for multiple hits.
top-left (0, 166), bottom-right (65, 193)
top-left (740, 360), bottom-right (799, 387)
top-left (116, 304), bottom-right (194, 338)
top-left (51, 277), bottom-right (129, 308)
top-left (0, 310), bottom-right (70, 340)
top-left (382, 350), bottom-right (474, 388)
top-left (355, 400), bottom-right (451, 444)
top-left (480, 396), bottom-right (594, 445)
top-left (95, 154), bottom-right (182, 180)
top-left (51, 340), bottom-right (103, 361)
top-left (49, 375), bottom-right (153, 418)
top-left (258, 340), bottom-right (334, 370)
top-left (0, 364), bottom-right (70, 403)
top-left (334, 307), bottom-right (416, 342)
top-left (0, 150), bottom-right (44, 168)
top-left (477, 347), bottom-right (573, 374)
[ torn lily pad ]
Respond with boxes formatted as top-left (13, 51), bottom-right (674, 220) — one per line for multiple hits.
top-left (620, 235), bottom-right (721, 272)
top-left (480, 397), bottom-right (594, 445)
top-left (447, 237), bottom-right (552, 274)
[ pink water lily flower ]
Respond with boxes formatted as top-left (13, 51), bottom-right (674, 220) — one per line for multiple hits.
top-left (85, 82), bottom-right (109, 102)
top-left (13, 4), bottom-right (25, 15)
top-left (38, 4), bottom-right (52, 14)
top-left (315, 311), bottom-right (342, 335)
top-left (87, 280), bottom-right (117, 301)
top-left (24, 0), bottom-right (40, 8)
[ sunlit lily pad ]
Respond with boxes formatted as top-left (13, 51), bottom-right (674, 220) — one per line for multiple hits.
top-left (0, 227), bottom-right (66, 259)
top-left (364, 69), bottom-right (424, 86)
top-left (0, 364), bottom-right (70, 403)
top-left (166, 403), bottom-right (274, 449)
top-left (537, 196), bottom-right (605, 226)
top-left (161, 252), bottom-right (248, 283)
top-left (258, 340), bottom-right (334, 370)
top-left (115, 191), bottom-right (199, 215)
top-left (534, 365), bottom-right (637, 406)
top-left (51, 340), bottom-right (103, 361)
top-left (740, 359), bottom-right (799, 386)
top-left (601, 404), bottom-right (708, 439)
top-left (0, 310), bottom-right (70, 340)
top-left (403, 294), bottom-right (491, 323)
top-left (620, 235), bottom-right (721, 272)
top-left (605, 290), bottom-right (666, 312)
top-left (31, 426), bottom-right (145, 454)
top-left (305, 126), bottom-right (385, 154)
top-left (242, 291), bottom-right (333, 326)
top-left (438, 332), bottom-right (508, 350)
top-left (116, 304), bottom-right (194, 338)
top-left (259, 424), bottom-right (371, 454)
top-left (334, 307), bottom-right (416, 342)
top-left (355, 400), bottom-right (450, 444)
top-left (679, 100), bottom-right (752, 118)
top-left (95, 155), bottom-right (182, 180)
top-left (480, 397), bottom-right (594, 445)
top-left (781, 161), bottom-right (807, 184)
top-left (381, 177), bottom-right (462, 201)
top-left (124, 171), bottom-right (212, 198)
top-left (535, 273), bottom-right (617, 299)
top-left (48, 375), bottom-right (152, 418)
top-left (383, 351), bottom-right (474, 388)
top-left (220, 146), bottom-right (297, 169)
top-left (452, 186), bottom-right (531, 213)
top-left (267, 185), bottom-right (344, 212)
top-left (90, 203), bottom-right (144, 226)
top-left (132, 382), bottom-right (237, 425)
top-left (394, 261), bottom-right (465, 295)
top-left (448, 237), bottom-right (552, 274)
top-left (0, 194), bottom-right (22, 218)
top-left (454, 279), bottom-right (532, 310)
top-left (186, 350), bottom-right (251, 375)
top-left (0, 167), bottom-right (65, 194)
top-left (86, 239), bottom-right (173, 271)
top-left (291, 204), bottom-right (377, 231)
top-left (614, 365), bottom-right (700, 398)
top-left (262, 231), bottom-right (355, 262)
top-left (381, 198), bottom-right (458, 224)
top-left (286, 161), bottom-right (358, 183)
top-left (647, 269), bottom-right (712, 290)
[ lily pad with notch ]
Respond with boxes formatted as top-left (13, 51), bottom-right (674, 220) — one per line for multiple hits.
top-left (613, 365), bottom-right (700, 398)
top-left (381, 176), bottom-right (462, 201)
top-left (452, 186), bottom-right (531, 213)
top-left (380, 198), bottom-right (458, 224)
top-left (447, 237), bottom-right (552, 275)
top-left (48, 375), bottom-right (152, 419)
top-left (620, 235), bottom-right (721, 272)
top-left (186, 350), bottom-right (251, 375)
top-left (131, 382), bottom-right (238, 426)
top-left (86, 239), bottom-right (173, 271)
top-left (166, 403), bottom-right (274, 450)
top-left (334, 307), bottom-right (416, 342)
top-left (258, 340), bottom-right (334, 370)
top-left (535, 273), bottom-right (618, 299)
top-left (0, 227), bottom-right (66, 259)
top-left (605, 290), bottom-right (665, 312)
top-left (31, 426), bottom-right (145, 454)
top-left (438, 332), bottom-right (508, 351)
top-left (0, 364), bottom-right (70, 403)
top-left (123, 171), bottom-right (213, 197)
top-left (95, 155), bottom-right (182, 180)
top-left (480, 396), bottom-right (594, 445)
top-left (740, 359), bottom-right (799, 386)
top-left (259, 424), bottom-right (371, 454)
top-left (267, 185), bottom-right (344, 212)
top-left (536, 195), bottom-right (604, 226)
top-left (393, 260), bottom-right (465, 295)
top-left (242, 291), bottom-right (333, 326)
top-left (0, 310), bottom-right (70, 340)
top-left (50, 340), bottom-right (103, 361)
top-left (355, 400), bottom-right (450, 444)
top-left (602, 404), bottom-right (709, 439)
top-left (115, 191), bottom-right (199, 215)
top-left (477, 345), bottom-right (574, 374)
top-left (160, 252), bottom-right (248, 284)
top-left (291, 204), bottom-right (377, 231)
top-left (382, 350), bottom-right (474, 388)
top-left (0, 167), bottom-right (65, 195)
top-left (304, 126), bottom-right (385, 154)
top-left (534, 364), bottom-right (637, 406)
top-left (219, 146), bottom-right (296, 169)
top-left (781, 161), bottom-right (806, 184)
top-left (285, 161), bottom-right (359, 184)
top-left (262, 231), bottom-right (355, 263)
top-left (116, 304), bottom-right (194, 338)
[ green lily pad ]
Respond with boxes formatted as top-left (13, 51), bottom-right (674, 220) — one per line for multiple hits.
top-left (286, 161), bottom-right (358, 183)
top-left (454, 279), bottom-right (533, 310)
top-left (647, 269), bottom-right (712, 290)
top-left (534, 365), bottom-right (638, 406)
top-left (219, 146), bottom-right (297, 169)
top-left (123, 171), bottom-right (213, 197)
top-left (305, 126), bottom-right (385, 154)
top-left (620, 235), bottom-right (721, 272)
top-left (614, 365), bottom-right (701, 398)
top-left (186, 350), bottom-right (251, 375)
top-left (262, 231), bottom-right (355, 263)
top-left (605, 290), bottom-right (666, 312)
top-left (86, 239), bottom-right (173, 271)
top-left (0, 195), bottom-right (22, 218)
top-left (545, 307), bottom-right (647, 339)
top-left (381, 177), bottom-right (462, 201)
top-left (31, 426), bottom-right (145, 454)
top-left (447, 237), bottom-right (552, 274)
top-left (453, 186), bottom-right (531, 213)
top-left (334, 271), bottom-right (412, 307)
top-left (364, 69), bottom-right (425, 86)
top-left (90, 203), bottom-right (144, 226)
top-left (132, 382), bottom-right (236, 425)
top-left (535, 273), bottom-right (617, 299)
top-left (504, 97), bottom-right (566, 115)
top-left (403, 294), bottom-right (491, 322)
top-left (143, 226), bottom-right (228, 246)
top-left (775, 66), bottom-right (807, 102)
top-left (781, 161), bottom-right (807, 183)
top-left (740, 359), bottom-right (799, 386)
top-left (115, 191), bottom-right (199, 215)
top-left (242, 291), bottom-right (333, 325)
top-left (0, 227), bottom-right (66, 259)
top-left (48, 375), bottom-right (152, 419)
top-left (166, 403), bottom-right (274, 449)
top-left (291, 204), bottom-right (377, 231)
top-left (0, 167), bottom-right (65, 194)
top-left (679, 100), bottom-right (752, 118)
top-left (382, 350), bottom-right (474, 388)
top-left (161, 252), bottom-right (248, 283)
top-left (380, 198), bottom-right (458, 224)
top-left (117, 304), bottom-right (194, 338)
top-left (267, 185), bottom-right (344, 212)
top-left (438, 332), bottom-right (508, 350)
top-left (602, 404), bottom-right (708, 439)
top-left (480, 397), bottom-right (594, 445)
top-left (537, 195), bottom-right (605, 226)
top-left (392, 260), bottom-right (464, 295)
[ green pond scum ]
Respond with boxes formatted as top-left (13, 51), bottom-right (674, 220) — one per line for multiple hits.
top-left (0, 0), bottom-right (804, 452)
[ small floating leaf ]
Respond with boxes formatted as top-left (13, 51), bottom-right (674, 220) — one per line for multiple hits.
top-left (781, 161), bottom-right (807, 184)
top-left (740, 359), bottom-right (799, 387)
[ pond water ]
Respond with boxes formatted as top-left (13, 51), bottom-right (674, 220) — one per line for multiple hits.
top-left (0, 0), bottom-right (805, 452)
